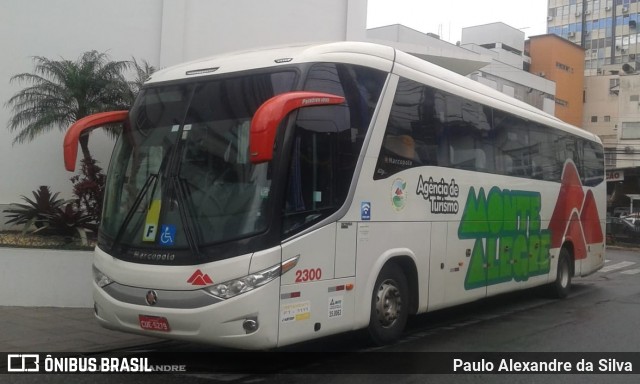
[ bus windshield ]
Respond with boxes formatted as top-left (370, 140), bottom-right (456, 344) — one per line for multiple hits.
top-left (101, 71), bottom-right (297, 257)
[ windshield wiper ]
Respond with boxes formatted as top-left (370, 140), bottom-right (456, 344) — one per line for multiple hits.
top-left (174, 176), bottom-right (201, 258)
top-left (110, 173), bottom-right (158, 253)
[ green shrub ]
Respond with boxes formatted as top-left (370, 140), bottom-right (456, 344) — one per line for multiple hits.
top-left (3, 186), bottom-right (66, 233)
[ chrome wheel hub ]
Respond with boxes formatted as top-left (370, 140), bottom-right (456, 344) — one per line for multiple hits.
top-left (375, 279), bottom-right (402, 328)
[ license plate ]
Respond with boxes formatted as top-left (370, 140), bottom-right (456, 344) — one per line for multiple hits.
top-left (139, 315), bottom-right (170, 332)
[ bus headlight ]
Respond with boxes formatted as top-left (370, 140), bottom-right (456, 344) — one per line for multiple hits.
top-left (206, 255), bottom-right (299, 299)
top-left (93, 266), bottom-right (114, 288)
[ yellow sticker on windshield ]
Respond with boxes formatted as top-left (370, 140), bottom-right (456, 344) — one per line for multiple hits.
top-left (143, 199), bottom-right (162, 242)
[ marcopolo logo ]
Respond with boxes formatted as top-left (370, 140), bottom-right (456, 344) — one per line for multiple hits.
top-left (458, 186), bottom-right (551, 290)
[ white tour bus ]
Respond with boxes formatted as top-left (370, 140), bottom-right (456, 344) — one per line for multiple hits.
top-left (64, 42), bottom-right (606, 349)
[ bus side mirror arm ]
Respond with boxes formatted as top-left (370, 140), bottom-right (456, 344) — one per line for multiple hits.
top-left (249, 91), bottom-right (345, 164)
top-left (63, 110), bottom-right (129, 172)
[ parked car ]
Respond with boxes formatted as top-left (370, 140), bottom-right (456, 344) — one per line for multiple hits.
top-left (620, 212), bottom-right (640, 231)
top-left (613, 207), bottom-right (630, 217)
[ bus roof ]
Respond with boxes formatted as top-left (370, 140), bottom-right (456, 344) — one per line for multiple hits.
top-left (145, 41), bottom-right (600, 145)
top-left (146, 41), bottom-right (396, 84)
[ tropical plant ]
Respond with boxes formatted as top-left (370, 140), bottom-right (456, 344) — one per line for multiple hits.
top-left (5, 51), bottom-right (157, 238)
top-left (125, 57), bottom-right (157, 105)
top-left (41, 203), bottom-right (94, 245)
top-left (70, 157), bottom-right (106, 232)
top-left (3, 186), bottom-right (67, 233)
top-left (5, 51), bottom-right (131, 163)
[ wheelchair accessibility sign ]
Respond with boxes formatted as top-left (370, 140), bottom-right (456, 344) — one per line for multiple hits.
top-left (159, 225), bottom-right (176, 246)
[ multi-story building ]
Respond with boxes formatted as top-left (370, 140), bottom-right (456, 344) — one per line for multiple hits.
top-left (460, 23), bottom-right (557, 116)
top-left (526, 34), bottom-right (585, 128)
top-left (547, 0), bottom-right (639, 76)
top-left (548, 0), bottom-right (640, 211)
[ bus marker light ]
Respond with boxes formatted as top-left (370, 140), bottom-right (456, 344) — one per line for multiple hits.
top-left (185, 67), bottom-right (219, 76)
top-left (281, 255), bottom-right (300, 274)
top-left (346, 284), bottom-right (354, 291)
top-left (280, 292), bottom-right (301, 300)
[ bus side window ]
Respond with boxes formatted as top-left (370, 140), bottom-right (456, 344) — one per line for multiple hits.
top-left (282, 105), bottom-right (353, 236)
top-left (374, 78), bottom-right (443, 179)
top-left (441, 93), bottom-right (493, 173)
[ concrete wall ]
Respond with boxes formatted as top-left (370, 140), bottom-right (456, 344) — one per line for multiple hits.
top-left (0, 0), bottom-right (163, 206)
top-left (0, 0), bottom-right (366, 207)
top-left (0, 248), bottom-right (94, 307)
top-left (461, 22), bottom-right (525, 69)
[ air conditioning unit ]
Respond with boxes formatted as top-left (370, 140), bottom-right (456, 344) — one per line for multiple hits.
top-left (606, 6), bottom-right (612, 11)
top-left (623, 63), bottom-right (636, 74)
top-left (576, 11), bottom-right (582, 17)
top-left (623, 7), bottom-right (629, 13)
top-left (568, 32), bottom-right (576, 38)
top-left (537, 72), bottom-right (546, 78)
top-left (585, 10), bottom-right (592, 15)
top-left (547, 16), bottom-right (554, 21)
top-left (630, 54), bottom-right (636, 60)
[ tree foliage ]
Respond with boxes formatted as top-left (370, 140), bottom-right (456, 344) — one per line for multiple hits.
top-left (5, 51), bottom-right (155, 162)
top-left (4, 51), bottom-right (157, 241)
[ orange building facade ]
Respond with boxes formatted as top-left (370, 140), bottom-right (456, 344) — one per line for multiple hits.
top-left (527, 34), bottom-right (585, 128)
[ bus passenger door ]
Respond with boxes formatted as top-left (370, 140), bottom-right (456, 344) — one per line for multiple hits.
top-left (278, 224), bottom-right (355, 346)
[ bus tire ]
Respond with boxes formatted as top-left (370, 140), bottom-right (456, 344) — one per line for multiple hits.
top-left (368, 263), bottom-right (409, 346)
top-left (550, 248), bottom-right (572, 299)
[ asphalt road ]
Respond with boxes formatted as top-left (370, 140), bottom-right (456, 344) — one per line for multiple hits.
top-left (6, 248), bottom-right (640, 384)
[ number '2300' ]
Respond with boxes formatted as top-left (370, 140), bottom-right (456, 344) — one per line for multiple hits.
top-left (295, 268), bottom-right (322, 283)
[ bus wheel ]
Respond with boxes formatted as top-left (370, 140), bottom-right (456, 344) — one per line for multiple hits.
top-left (368, 263), bottom-right (409, 345)
top-left (550, 248), bottom-right (572, 299)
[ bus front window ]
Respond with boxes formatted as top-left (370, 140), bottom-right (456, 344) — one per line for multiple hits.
top-left (101, 71), bottom-right (296, 261)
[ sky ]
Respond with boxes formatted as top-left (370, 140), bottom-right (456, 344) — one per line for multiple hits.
top-left (367, 0), bottom-right (548, 44)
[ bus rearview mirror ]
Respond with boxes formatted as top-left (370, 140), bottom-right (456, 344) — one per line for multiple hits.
top-left (63, 110), bottom-right (129, 172)
top-left (249, 91), bottom-right (344, 164)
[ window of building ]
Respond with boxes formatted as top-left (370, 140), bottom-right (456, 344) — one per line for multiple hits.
top-left (591, 116), bottom-right (598, 122)
top-left (604, 115), bottom-right (611, 122)
top-left (621, 121), bottom-right (640, 139)
top-left (604, 148), bottom-right (617, 168)
top-left (556, 62), bottom-right (573, 72)
top-left (630, 95), bottom-right (639, 102)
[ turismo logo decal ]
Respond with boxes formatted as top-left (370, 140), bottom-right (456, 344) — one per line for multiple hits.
top-left (458, 160), bottom-right (604, 290)
top-left (416, 176), bottom-right (460, 214)
top-left (391, 179), bottom-right (407, 211)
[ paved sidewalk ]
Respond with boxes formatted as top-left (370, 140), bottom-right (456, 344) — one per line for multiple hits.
top-left (0, 306), bottom-right (162, 352)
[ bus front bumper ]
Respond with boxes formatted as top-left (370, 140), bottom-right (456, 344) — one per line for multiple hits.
top-left (93, 279), bottom-right (281, 350)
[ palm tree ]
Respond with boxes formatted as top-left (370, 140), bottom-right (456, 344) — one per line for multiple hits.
top-left (126, 57), bottom-right (157, 105)
top-left (6, 51), bottom-right (131, 163)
